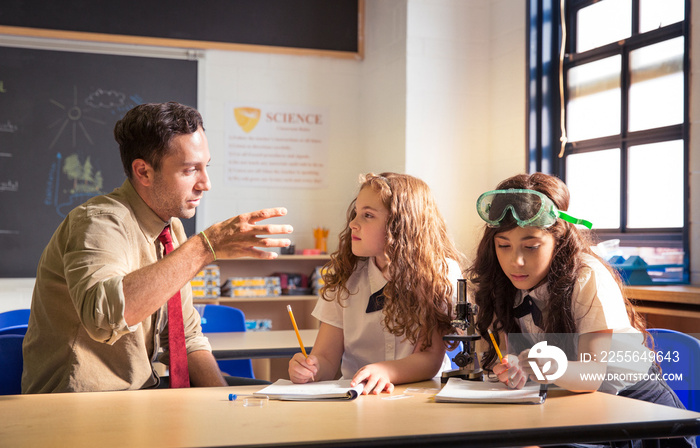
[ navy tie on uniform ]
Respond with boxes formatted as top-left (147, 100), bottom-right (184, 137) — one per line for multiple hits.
top-left (513, 294), bottom-right (543, 329)
top-left (366, 286), bottom-right (385, 313)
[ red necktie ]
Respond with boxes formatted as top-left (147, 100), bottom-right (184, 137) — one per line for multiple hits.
top-left (158, 226), bottom-right (190, 388)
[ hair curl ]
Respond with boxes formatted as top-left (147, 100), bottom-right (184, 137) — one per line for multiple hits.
top-left (321, 173), bottom-right (464, 350)
top-left (467, 173), bottom-right (647, 368)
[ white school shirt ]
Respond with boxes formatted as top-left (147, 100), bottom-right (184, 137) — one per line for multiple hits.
top-left (514, 253), bottom-right (650, 392)
top-left (313, 257), bottom-right (461, 380)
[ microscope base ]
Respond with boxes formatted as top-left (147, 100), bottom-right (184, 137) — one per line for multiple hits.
top-left (441, 368), bottom-right (483, 383)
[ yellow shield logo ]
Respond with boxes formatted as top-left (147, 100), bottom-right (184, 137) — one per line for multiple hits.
top-left (233, 107), bottom-right (261, 133)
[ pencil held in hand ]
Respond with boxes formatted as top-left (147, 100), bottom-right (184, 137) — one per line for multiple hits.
top-left (487, 329), bottom-right (505, 364)
top-left (287, 305), bottom-right (308, 358)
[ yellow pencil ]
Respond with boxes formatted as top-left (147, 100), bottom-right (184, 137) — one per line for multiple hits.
top-left (487, 329), bottom-right (505, 364)
top-left (287, 305), bottom-right (308, 358)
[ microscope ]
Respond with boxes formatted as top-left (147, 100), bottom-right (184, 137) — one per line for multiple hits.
top-left (441, 279), bottom-right (483, 383)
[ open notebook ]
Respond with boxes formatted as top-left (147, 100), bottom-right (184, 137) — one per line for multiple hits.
top-left (254, 379), bottom-right (364, 401)
top-left (435, 377), bottom-right (547, 404)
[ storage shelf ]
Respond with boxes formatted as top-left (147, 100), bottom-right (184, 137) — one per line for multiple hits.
top-left (211, 256), bottom-right (327, 330)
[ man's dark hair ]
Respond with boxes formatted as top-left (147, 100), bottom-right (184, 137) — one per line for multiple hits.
top-left (114, 102), bottom-right (204, 178)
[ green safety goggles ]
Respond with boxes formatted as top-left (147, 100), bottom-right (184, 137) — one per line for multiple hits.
top-left (476, 189), bottom-right (593, 229)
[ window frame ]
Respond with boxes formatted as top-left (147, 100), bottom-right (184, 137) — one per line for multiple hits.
top-left (527, 0), bottom-right (690, 255)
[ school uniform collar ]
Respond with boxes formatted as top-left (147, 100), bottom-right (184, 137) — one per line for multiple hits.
top-left (367, 257), bottom-right (389, 295)
top-left (514, 282), bottom-right (548, 308)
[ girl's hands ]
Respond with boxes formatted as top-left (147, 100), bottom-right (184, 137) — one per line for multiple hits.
top-left (492, 353), bottom-right (528, 389)
top-left (351, 364), bottom-right (395, 395)
top-left (288, 353), bottom-right (318, 383)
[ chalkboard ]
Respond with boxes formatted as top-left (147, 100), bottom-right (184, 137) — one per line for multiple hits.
top-left (0, 46), bottom-right (197, 277)
top-left (0, 0), bottom-right (361, 56)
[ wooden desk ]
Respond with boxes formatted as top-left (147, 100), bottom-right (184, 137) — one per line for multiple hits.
top-left (207, 329), bottom-right (317, 360)
top-left (626, 285), bottom-right (700, 333)
top-left (2, 381), bottom-right (698, 447)
top-left (626, 285), bottom-right (700, 313)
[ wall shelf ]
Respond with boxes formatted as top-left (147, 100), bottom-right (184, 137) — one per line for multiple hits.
top-left (212, 255), bottom-right (331, 331)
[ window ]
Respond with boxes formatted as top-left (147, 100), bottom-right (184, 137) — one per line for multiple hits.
top-left (528, 0), bottom-right (689, 282)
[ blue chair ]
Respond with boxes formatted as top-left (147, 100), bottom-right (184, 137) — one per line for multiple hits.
top-left (0, 309), bottom-right (30, 329)
top-left (0, 309), bottom-right (30, 337)
top-left (199, 305), bottom-right (255, 378)
top-left (647, 328), bottom-right (699, 412)
top-left (0, 325), bottom-right (28, 336)
top-left (0, 334), bottom-right (24, 395)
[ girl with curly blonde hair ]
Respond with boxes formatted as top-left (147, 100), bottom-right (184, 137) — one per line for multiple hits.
top-left (289, 172), bottom-right (463, 394)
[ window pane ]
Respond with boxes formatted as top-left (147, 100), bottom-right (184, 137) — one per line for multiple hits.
top-left (567, 56), bottom-right (621, 141)
top-left (577, 0), bottom-right (631, 52)
top-left (628, 141), bottom-right (684, 228)
top-left (628, 38), bottom-right (684, 132)
top-left (640, 0), bottom-right (684, 32)
top-left (565, 149), bottom-right (621, 229)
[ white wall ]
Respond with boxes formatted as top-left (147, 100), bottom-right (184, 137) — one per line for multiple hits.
top-left (359, 0), bottom-right (409, 177)
top-left (197, 49), bottom-right (365, 253)
top-left (0, 279), bottom-right (34, 313)
top-left (404, 0), bottom-right (526, 261)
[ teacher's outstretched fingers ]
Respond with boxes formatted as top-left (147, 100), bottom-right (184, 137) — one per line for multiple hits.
top-left (205, 207), bottom-right (294, 259)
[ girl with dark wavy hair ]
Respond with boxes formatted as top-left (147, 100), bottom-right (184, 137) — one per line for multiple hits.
top-left (288, 172), bottom-right (463, 395)
top-left (469, 173), bottom-right (692, 447)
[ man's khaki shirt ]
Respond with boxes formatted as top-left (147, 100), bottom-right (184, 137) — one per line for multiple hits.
top-left (22, 179), bottom-right (211, 393)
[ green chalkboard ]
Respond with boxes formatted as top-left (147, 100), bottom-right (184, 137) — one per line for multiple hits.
top-left (0, 46), bottom-right (197, 277)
